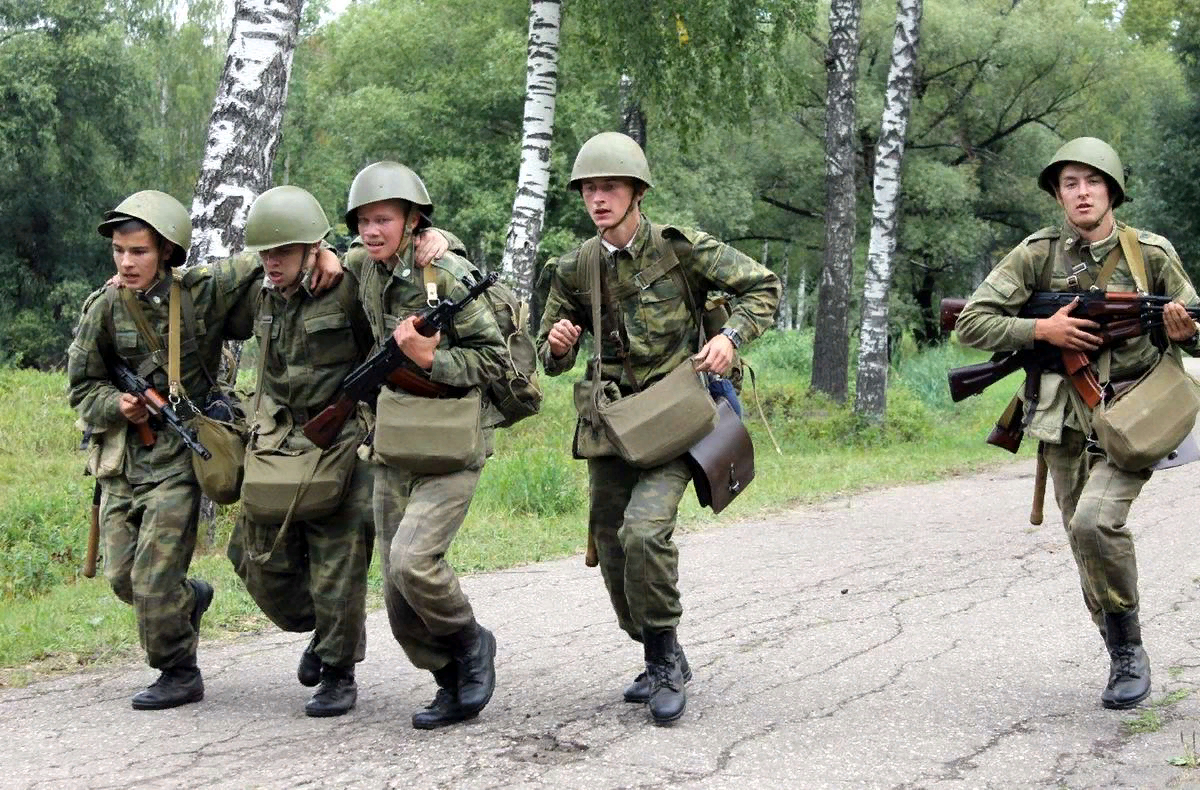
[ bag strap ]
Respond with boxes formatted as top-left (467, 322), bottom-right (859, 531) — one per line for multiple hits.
top-left (1117, 226), bottom-right (1149, 294)
top-left (251, 290), bottom-right (274, 417)
top-left (168, 278), bottom-right (183, 398)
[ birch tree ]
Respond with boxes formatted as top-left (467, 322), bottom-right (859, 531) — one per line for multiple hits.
top-left (187, 0), bottom-right (304, 265)
top-left (854, 0), bottom-right (923, 422)
top-left (501, 0), bottom-right (561, 302)
top-left (810, 0), bottom-right (861, 402)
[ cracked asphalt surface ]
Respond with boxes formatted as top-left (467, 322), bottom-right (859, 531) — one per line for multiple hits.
top-left (6, 460), bottom-right (1200, 789)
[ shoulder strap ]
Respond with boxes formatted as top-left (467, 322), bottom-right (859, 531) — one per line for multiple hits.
top-left (422, 263), bottom-right (439, 305)
top-left (251, 290), bottom-right (273, 417)
top-left (1117, 226), bottom-right (1149, 293)
top-left (120, 288), bottom-right (164, 353)
top-left (168, 278), bottom-right (182, 397)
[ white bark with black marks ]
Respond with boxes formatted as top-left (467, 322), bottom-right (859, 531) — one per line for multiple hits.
top-left (188, 0), bottom-right (304, 265)
top-left (501, 0), bottom-right (561, 303)
top-left (854, 0), bottom-right (923, 422)
top-left (810, 0), bottom-right (861, 402)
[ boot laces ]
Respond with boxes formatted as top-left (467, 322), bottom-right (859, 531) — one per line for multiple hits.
top-left (427, 687), bottom-right (456, 711)
top-left (648, 662), bottom-right (681, 693)
top-left (1111, 645), bottom-right (1143, 680)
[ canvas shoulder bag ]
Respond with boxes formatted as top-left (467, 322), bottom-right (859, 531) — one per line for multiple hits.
top-left (240, 294), bottom-right (362, 528)
top-left (580, 231), bottom-right (717, 469)
top-left (373, 266), bottom-right (485, 474)
top-left (1090, 226), bottom-right (1200, 470)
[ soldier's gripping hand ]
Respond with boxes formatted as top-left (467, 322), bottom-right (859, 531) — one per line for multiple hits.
top-left (307, 247), bottom-right (344, 292)
top-left (394, 315), bottom-right (439, 370)
top-left (118, 393), bottom-right (149, 425)
top-left (1033, 298), bottom-right (1102, 351)
top-left (1164, 301), bottom-right (1199, 343)
top-left (412, 230), bottom-right (450, 268)
top-left (548, 319), bottom-right (581, 358)
top-left (693, 333), bottom-right (735, 375)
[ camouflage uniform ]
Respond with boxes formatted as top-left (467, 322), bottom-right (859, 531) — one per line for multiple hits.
top-left (353, 244), bottom-right (506, 672)
top-left (956, 220), bottom-right (1200, 624)
top-left (225, 265), bottom-right (376, 670)
top-left (67, 257), bottom-right (263, 670)
top-left (536, 216), bottom-right (780, 640)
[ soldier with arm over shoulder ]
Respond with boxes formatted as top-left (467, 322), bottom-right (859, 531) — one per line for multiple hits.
top-left (535, 132), bottom-right (780, 725)
top-left (955, 137), bottom-right (1200, 711)
top-left (347, 162), bottom-right (507, 730)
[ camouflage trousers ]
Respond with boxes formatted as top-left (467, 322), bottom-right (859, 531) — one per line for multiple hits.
top-left (1043, 428), bottom-right (1152, 627)
top-left (588, 455), bottom-right (692, 640)
top-left (227, 458), bottom-right (375, 669)
top-left (373, 453), bottom-right (485, 672)
top-left (99, 471), bottom-right (203, 670)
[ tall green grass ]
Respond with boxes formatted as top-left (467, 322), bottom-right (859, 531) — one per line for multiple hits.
top-left (0, 330), bottom-right (1023, 681)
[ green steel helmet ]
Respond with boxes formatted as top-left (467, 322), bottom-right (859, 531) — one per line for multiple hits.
top-left (1038, 137), bottom-right (1127, 208)
top-left (344, 161), bottom-right (433, 235)
top-left (243, 185), bottom-right (331, 253)
top-left (97, 190), bottom-right (192, 266)
top-left (568, 132), bottom-right (653, 190)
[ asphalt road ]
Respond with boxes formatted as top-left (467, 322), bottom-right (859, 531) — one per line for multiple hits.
top-left (6, 455), bottom-right (1200, 789)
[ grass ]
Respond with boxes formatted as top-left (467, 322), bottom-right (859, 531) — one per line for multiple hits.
top-left (0, 330), bottom-right (1024, 684)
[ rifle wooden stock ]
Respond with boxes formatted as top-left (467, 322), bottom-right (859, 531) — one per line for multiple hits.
top-left (302, 396), bottom-right (358, 450)
top-left (585, 529), bottom-right (598, 568)
top-left (83, 480), bottom-right (101, 578)
top-left (947, 353), bottom-right (1025, 402)
top-left (1030, 448), bottom-right (1047, 526)
top-left (941, 298), bottom-right (967, 332)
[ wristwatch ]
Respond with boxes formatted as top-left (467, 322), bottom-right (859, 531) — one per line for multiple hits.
top-left (720, 327), bottom-right (743, 349)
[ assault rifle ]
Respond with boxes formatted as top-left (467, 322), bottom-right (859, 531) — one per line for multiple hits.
top-left (110, 361), bottom-right (212, 459)
top-left (303, 272), bottom-right (498, 450)
top-left (941, 290), bottom-right (1200, 451)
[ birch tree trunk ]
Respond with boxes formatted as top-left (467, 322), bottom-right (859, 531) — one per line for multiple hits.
top-left (854, 0), bottom-right (923, 422)
top-left (187, 0), bottom-right (304, 265)
top-left (500, 0), bottom-right (561, 303)
top-left (619, 74), bottom-right (647, 149)
top-left (794, 261), bottom-right (806, 330)
top-left (810, 0), bottom-right (861, 402)
top-left (188, 0), bottom-right (303, 536)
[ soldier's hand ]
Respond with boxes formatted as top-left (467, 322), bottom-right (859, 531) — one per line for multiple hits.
top-left (548, 319), bottom-right (581, 357)
top-left (1034, 298), bottom-right (1102, 351)
top-left (308, 247), bottom-right (344, 292)
top-left (118, 393), bottom-right (149, 424)
top-left (413, 230), bottom-right (449, 268)
top-left (1164, 301), bottom-right (1199, 342)
top-left (693, 333), bottom-right (735, 375)
top-left (394, 316), bottom-right (439, 370)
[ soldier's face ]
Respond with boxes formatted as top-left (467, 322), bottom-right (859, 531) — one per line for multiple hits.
top-left (356, 199), bottom-right (417, 261)
top-left (580, 178), bottom-right (639, 231)
top-left (259, 243), bottom-right (308, 290)
top-left (111, 228), bottom-right (168, 291)
top-left (1056, 163), bottom-right (1112, 231)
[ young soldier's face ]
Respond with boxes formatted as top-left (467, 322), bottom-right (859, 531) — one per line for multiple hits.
top-left (259, 243), bottom-right (308, 290)
top-left (111, 228), bottom-right (168, 291)
top-left (580, 177), bottom-right (638, 230)
top-left (1056, 163), bottom-right (1112, 230)
top-left (356, 199), bottom-right (416, 261)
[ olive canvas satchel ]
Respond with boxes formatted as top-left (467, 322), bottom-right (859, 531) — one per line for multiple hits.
top-left (1089, 227), bottom-right (1200, 471)
top-left (581, 236), bottom-right (717, 469)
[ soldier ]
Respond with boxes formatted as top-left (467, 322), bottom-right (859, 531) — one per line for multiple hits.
top-left (535, 132), bottom-right (780, 725)
top-left (67, 190), bottom-right (342, 709)
top-left (955, 137), bottom-right (1200, 709)
top-left (224, 186), bottom-right (376, 717)
top-left (347, 161), bottom-right (507, 729)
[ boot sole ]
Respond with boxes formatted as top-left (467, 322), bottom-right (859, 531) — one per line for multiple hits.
top-left (412, 710), bottom-right (480, 730)
top-left (1102, 688), bottom-right (1152, 710)
top-left (305, 702), bottom-right (356, 718)
top-left (131, 688), bottom-right (204, 710)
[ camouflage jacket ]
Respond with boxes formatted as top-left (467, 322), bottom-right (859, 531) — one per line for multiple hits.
top-left (67, 255), bottom-right (264, 484)
top-left (251, 264), bottom-right (374, 436)
top-left (351, 242), bottom-right (506, 425)
top-left (956, 220), bottom-right (1200, 442)
top-left (535, 216), bottom-right (780, 391)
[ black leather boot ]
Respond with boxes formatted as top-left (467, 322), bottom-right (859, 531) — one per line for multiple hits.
top-left (297, 632), bottom-right (321, 687)
top-left (131, 664), bottom-right (205, 710)
top-left (643, 627), bottom-right (686, 725)
top-left (412, 664), bottom-right (479, 730)
top-left (448, 621), bottom-right (496, 715)
top-left (624, 642), bottom-right (692, 703)
top-left (304, 664), bottom-right (357, 717)
top-left (188, 579), bottom-right (213, 633)
top-left (1101, 609), bottom-right (1151, 709)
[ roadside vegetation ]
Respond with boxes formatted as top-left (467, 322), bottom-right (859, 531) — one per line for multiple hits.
top-left (0, 331), bottom-right (1019, 685)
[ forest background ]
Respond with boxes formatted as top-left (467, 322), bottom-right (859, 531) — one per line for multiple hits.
top-left (5, 0), bottom-right (1200, 671)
